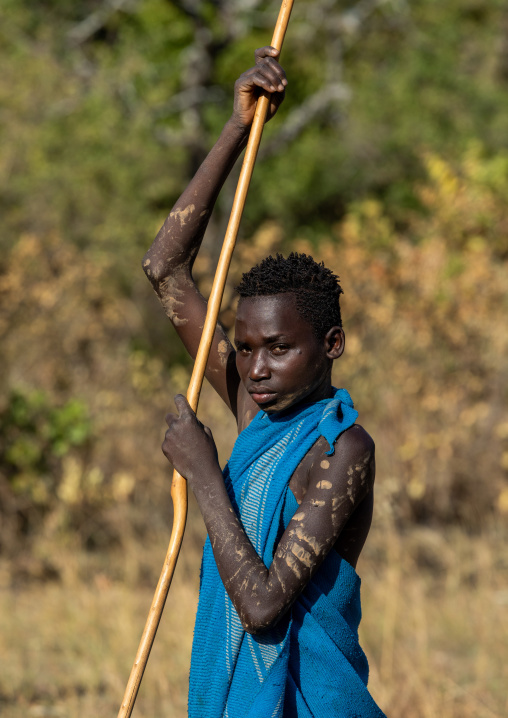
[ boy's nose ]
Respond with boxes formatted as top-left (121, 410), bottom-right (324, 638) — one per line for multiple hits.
top-left (249, 350), bottom-right (270, 380)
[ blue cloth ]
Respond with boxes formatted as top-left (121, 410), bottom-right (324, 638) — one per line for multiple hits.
top-left (188, 388), bottom-right (385, 718)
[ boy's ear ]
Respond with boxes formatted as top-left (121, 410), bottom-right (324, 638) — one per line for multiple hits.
top-left (324, 326), bottom-right (345, 359)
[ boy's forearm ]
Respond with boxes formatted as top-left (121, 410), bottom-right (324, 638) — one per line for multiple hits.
top-left (143, 118), bottom-right (249, 285)
top-left (191, 468), bottom-right (286, 634)
top-left (162, 397), bottom-right (280, 629)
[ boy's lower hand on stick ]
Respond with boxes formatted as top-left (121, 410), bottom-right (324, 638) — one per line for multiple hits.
top-left (162, 395), bottom-right (219, 487)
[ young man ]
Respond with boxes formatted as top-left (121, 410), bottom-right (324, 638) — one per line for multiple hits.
top-left (143, 47), bottom-right (385, 717)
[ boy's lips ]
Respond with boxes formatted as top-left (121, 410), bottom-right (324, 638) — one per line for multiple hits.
top-left (248, 388), bottom-right (277, 404)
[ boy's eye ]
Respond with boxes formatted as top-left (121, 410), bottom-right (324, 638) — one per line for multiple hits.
top-left (271, 344), bottom-right (289, 355)
top-left (236, 345), bottom-right (251, 355)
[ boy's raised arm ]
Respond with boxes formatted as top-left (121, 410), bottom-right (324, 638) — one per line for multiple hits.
top-left (143, 47), bottom-right (287, 416)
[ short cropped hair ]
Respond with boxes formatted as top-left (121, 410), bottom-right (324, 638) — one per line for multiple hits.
top-left (235, 252), bottom-right (343, 338)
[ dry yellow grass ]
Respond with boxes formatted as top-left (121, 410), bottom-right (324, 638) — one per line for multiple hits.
top-left (359, 523), bottom-right (508, 718)
top-left (1, 516), bottom-right (506, 718)
top-left (0, 543), bottom-right (199, 718)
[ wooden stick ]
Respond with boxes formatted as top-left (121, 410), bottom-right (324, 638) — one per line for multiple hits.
top-left (117, 2), bottom-right (295, 716)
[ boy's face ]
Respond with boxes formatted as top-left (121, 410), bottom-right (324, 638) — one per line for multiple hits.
top-left (234, 294), bottom-right (342, 414)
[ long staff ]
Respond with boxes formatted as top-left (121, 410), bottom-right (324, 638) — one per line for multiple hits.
top-left (117, 2), bottom-right (294, 716)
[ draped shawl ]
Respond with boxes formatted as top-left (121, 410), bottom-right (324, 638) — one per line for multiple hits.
top-left (189, 388), bottom-right (386, 717)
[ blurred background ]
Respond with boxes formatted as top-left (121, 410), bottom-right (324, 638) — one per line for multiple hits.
top-left (1, 0), bottom-right (507, 716)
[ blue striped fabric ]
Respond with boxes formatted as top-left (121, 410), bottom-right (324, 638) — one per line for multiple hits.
top-left (188, 388), bottom-right (386, 717)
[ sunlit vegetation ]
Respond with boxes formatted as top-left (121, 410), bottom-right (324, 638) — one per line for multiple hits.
top-left (1, 1), bottom-right (507, 716)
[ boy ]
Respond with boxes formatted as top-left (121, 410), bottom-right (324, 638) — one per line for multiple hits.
top-left (143, 47), bottom-right (385, 717)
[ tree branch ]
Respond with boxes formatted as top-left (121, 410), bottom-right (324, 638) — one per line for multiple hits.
top-left (67, 0), bottom-right (138, 46)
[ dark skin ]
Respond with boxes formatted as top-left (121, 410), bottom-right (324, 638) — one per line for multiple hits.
top-left (144, 48), bottom-right (375, 635)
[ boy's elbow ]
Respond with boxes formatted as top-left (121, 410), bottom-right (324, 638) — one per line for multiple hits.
top-left (141, 249), bottom-right (170, 288)
top-left (141, 249), bottom-right (158, 284)
top-left (240, 603), bottom-right (282, 635)
top-left (142, 246), bottom-right (192, 289)
top-left (242, 618), bottom-right (270, 636)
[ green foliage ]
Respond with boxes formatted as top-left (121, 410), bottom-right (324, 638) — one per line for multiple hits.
top-left (2, 0), bottom-right (508, 259)
top-left (343, 0), bottom-right (508, 215)
top-left (0, 390), bottom-right (92, 505)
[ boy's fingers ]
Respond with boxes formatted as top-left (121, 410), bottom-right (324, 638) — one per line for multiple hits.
top-left (254, 45), bottom-right (279, 61)
top-left (250, 71), bottom-right (277, 93)
top-left (260, 56), bottom-right (287, 78)
top-left (236, 54), bottom-right (287, 95)
top-left (165, 412), bottom-right (176, 427)
top-left (173, 394), bottom-right (194, 419)
top-left (256, 59), bottom-right (287, 91)
top-left (254, 55), bottom-right (286, 75)
top-left (249, 67), bottom-right (286, 94)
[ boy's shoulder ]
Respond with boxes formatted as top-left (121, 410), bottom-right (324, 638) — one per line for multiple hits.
top-left (313, 422), bottom-right (375, 474)
top-left (289, 423), bottom-right (375, 504)
top-left (336, 423), bottom-right (375, 457)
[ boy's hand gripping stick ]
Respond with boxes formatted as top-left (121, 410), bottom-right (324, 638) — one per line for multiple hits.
top-left (117, 2), bottom-right (295, 715)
